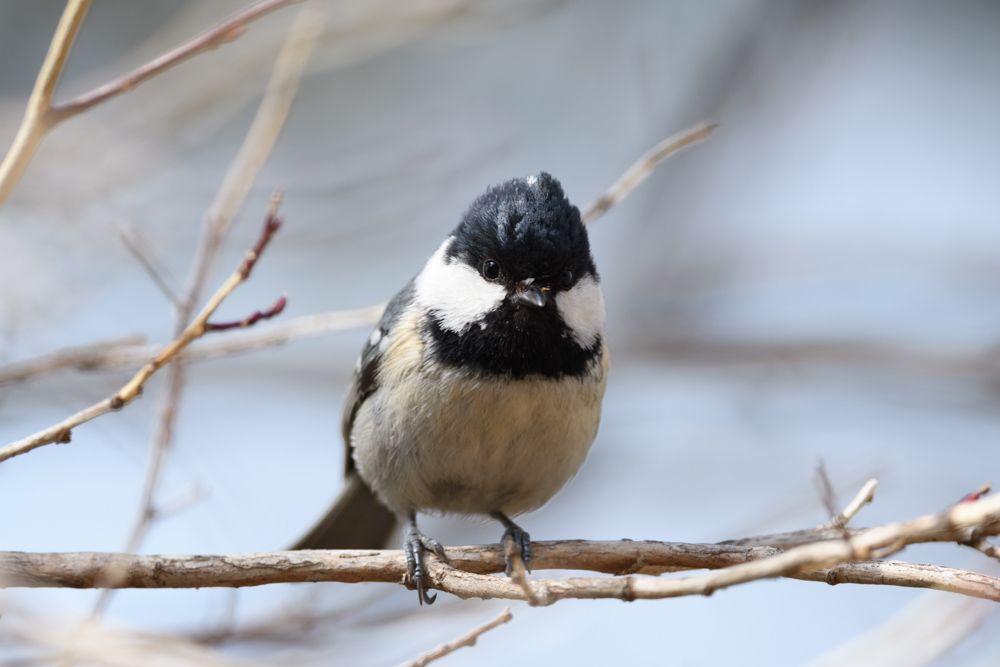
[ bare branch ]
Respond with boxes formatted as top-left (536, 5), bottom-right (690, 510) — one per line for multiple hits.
top-left (0, 335), bottom-right (147, 384)
top-left (0, 0), bottom-right (91, 207)
top-left (0, 305), bottom-right (385, 383)
top-left (958, 482), bottom-right (992, 504)
top-left (56, 0), bottom-right (305, 118)
top-left (115, 219), bottom-right (183, 306)
top-left (0, 205), bottom-right (285, 464)
top-left (813, 459), bottom-right (839, 522)
top-left (400, 608), bottom-right (513, 667)
top-left (581, 120), bottom-right (717, 224)
top-left (0, 0), bottom-right (303, 212)
top-left (826, 479), bottom-right (878, 530)
top-left (205, 295), bottom-right (288, 332)
top-left (99, 15), bottom-right (320, 618)
top-left (5, 492), bottom-right (1000, 604)
top-left (183, 4), bottom-right (322, 323)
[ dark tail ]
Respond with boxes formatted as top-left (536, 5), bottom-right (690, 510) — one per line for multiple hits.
top-left (291, 473), bottom-right (397, 550)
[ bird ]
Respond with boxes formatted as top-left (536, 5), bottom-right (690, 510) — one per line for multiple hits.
top-left (292, 172), bottom-right (608, 604)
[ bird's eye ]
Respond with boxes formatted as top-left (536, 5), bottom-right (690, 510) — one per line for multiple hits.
top-left (481, 259), bottom-right (501, 281)
top-left (559, 268), bottom-right (574, 288)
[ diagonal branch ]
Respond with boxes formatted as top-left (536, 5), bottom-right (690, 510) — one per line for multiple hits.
top-left (400, 608), bottom-right (514, 667)
top-left (0, 0), bottom-right (91, 207)
top-left (0, 200), bottom-right (285, 465)
top-left (0, 305), bottom-right (386, 384)
top-left (581, 120), bottom-right (717, 224)
top-left (0, 0), bottom-right (302, 211)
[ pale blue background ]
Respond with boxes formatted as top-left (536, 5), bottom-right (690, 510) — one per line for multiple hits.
top-left (2, 1), bottom-right (1000, 664)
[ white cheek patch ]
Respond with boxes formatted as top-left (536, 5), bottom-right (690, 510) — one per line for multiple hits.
top-left (555, 275), bottom-right (606, 347)
top-left (414, 238), bottom-right (506, 333)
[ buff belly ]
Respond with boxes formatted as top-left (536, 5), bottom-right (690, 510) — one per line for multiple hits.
top-left (351, 342), bottom-right (608, 517)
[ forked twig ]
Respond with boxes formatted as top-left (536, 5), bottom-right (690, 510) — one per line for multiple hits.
top-left (0, 0), bottom-right (303, 210)
top-left (0, 200), bottom-right (285, 464)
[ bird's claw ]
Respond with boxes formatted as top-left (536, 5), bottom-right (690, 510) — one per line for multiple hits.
top-left (404, 526), bottom-right (446, 605)
top-left (501, 523), bottom-right (532, 575)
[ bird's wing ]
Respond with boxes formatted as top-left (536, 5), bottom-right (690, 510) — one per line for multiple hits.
top-left (340, 277), bottom-right (418, 475)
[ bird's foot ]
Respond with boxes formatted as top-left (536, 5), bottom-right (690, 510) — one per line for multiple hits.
top-left (404, 520), bottom-right (446, 605)
top-left (491, 511), bottom-right (532, 575)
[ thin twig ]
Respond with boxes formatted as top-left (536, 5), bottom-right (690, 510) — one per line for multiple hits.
top-left (581, 120), bottom-right (717, 224)
top-left (0, 305), bottom-right (385, 383)
top-left (0, 335), bottom-right (147, 384)
top-left (182, 7), bottom-right (322, 327)
top-left (813, 459), bottom-right (840, 522)
top-left (0, 0), bottom-right (91, 207)
top-left (966, 539), bottom-right (1000, 562)
top-left (56, 0), bottom-right (305, 119)
top-left (501, 536), bottom-right (539, 606)
top-left (115, 219), bottom-right (183, 306)
top-left (0, 0), bottom-right (302, 212)
top-left (0, 205), bottom-right (285, 465)
top-left (96, 14), bottom-right (320, 619)
top-left (205, 295), bottom-right (288, 331)
top-left (399, 608), bottom-right (513, 667)
top-left (829, 479), bottom-right (878, 529)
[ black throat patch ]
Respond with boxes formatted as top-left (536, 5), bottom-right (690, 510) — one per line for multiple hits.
top-left (424, 302), bottom-right (601, 380)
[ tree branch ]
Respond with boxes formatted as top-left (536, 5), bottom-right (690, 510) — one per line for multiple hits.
top-left (0, 0), bottom-right (302, 211)
top-left (581, 120), bottom-right (717, 224)
top-left (0, 305), bottom-right (385, 384)
top-left (0, 200), bottom-right (285, 464)
top-left (4, 491), bottom-right (999, 604)
top-left (400, 608), bottom-right (513, 667)
top-left (0, 0), bottom-right (91, 207)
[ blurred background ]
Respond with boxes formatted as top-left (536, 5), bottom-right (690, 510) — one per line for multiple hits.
top-left (2, 0), bottom-right (1000, 664)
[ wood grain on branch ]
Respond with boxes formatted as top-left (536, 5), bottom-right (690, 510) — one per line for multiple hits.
top-left (4, 491), bottom-right (999, 604)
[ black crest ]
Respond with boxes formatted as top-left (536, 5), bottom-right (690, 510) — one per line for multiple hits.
top-left (446, 173), bottom-right (596, 284)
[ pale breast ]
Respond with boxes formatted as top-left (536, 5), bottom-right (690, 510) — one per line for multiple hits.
top-left (351, 329), bottom-right (609, 517)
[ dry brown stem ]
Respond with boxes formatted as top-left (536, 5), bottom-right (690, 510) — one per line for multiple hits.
top-left (399, 608), bottom-right (513, 667)
top-left (4, 491), bottom-right (999, 604)
top-left (827, 479), bottom-right (878, 530)
top-left (0, 0), bottom-right (302, 211)
top-left (581, 120), bottom-right (717, 224)
top-left (112, 7), bottom-right (321, 573)
top-left (0, 119), bottom-right (710, 385)
top-left (0, 201), bottom-right (285, 465)
top-left (0, 305), bottom-right (385, 384)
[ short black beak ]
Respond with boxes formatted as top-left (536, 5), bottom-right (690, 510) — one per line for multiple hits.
top-left (512, 281), bottom-right (549, 308)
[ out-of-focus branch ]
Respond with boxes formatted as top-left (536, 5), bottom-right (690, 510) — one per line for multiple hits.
top-left (0, 0), bottom-right (91, 208)
top-left (0, 335), bottom-right (147, 384)
top-left (400, 608), bottom-right (513, 667)
top-left (0, 202), bottom-right (285, 465)
top-left (4, 489), bottom-right (1000, 604)
top-left (115, 219), bottom-right (183, 306)
top-left (57, 0), bottom-right (304, 119)
top-left (0, 0), bottom-right (302, 211)
top-left (182, 9), bottom-right (321, 325)
top-left (828, 479), bottom-right (879, 529)
top-left (581, 120), bottom-right (717, 224)
top-left (107, 15), bottom-right (322, 604)
top-left (0, 305), bottom-right (385, 384)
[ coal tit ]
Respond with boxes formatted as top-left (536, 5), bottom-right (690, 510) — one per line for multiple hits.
top-left (293, 173), bottom-right (608, 604)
